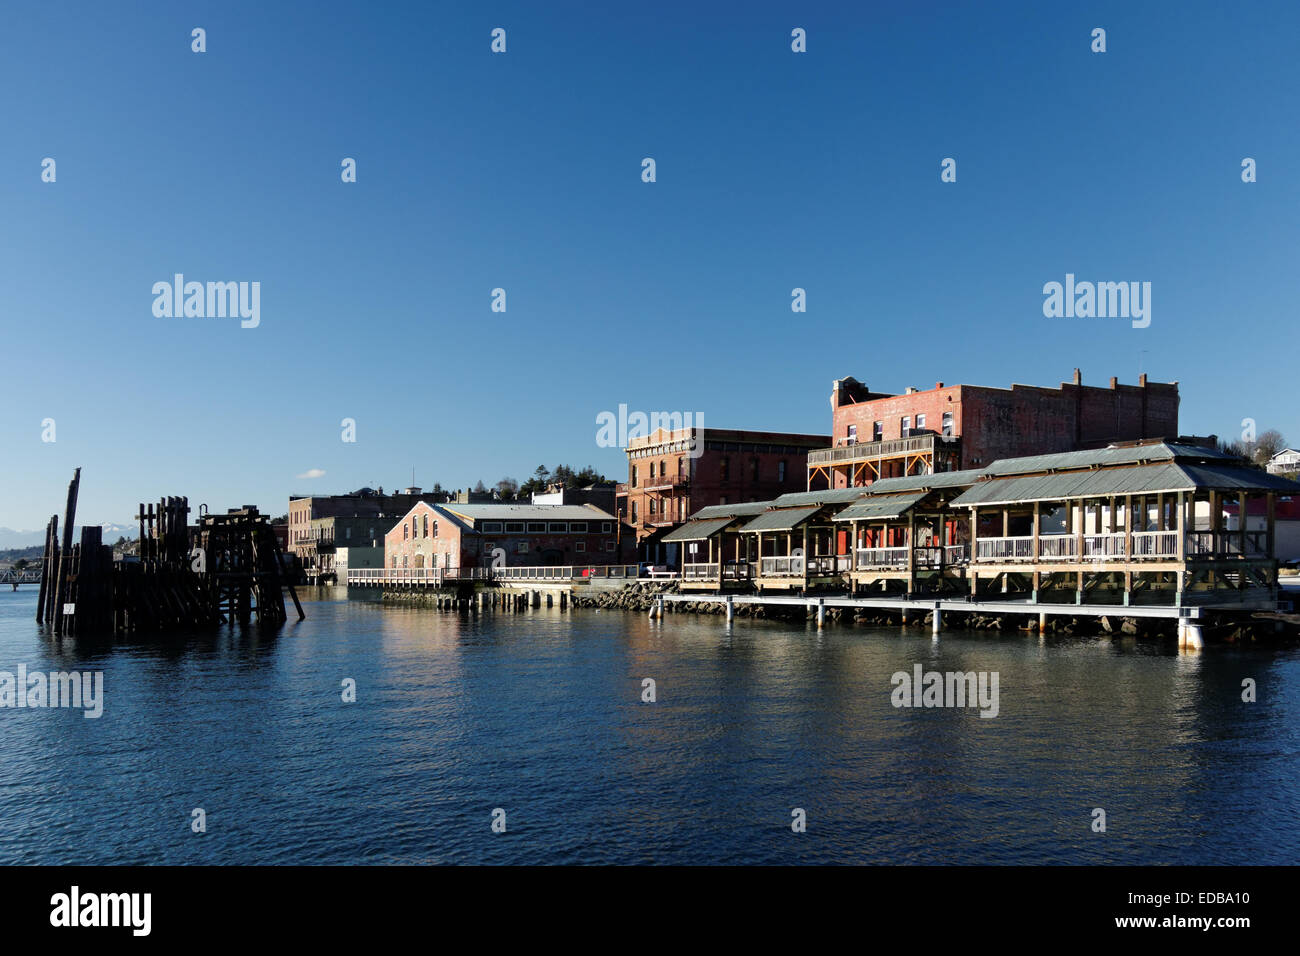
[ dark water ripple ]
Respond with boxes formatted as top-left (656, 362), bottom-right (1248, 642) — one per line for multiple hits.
top-left (1, 589), bottom-right (1297, 865)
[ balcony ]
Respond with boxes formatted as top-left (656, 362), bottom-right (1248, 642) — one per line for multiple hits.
top-left (644, 474), bottom-right (690, 492)
top-left (806, 432), bottom-right (958, 467)
top-left (971, 531), bottom-right (1266, 563)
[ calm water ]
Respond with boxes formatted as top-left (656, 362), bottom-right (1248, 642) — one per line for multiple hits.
top-left (1, 586), bottom-right (1297, 865)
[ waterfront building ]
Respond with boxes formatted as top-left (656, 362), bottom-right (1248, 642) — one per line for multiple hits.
top-left (616, 427), bottom-right (831, 566)
top-left (531, 482), bottom-right (619, 514)
top-left (335, 544), bottom-right (384, 581)
top-left (1266, 448), bottom-right (1300, 476)
top-left (383, 502), bottom-right (630, 575)
top-left (808, 369), bottom-right (1181, 489)
top-left (676, 439), bottom-right (1300, 608)
top-left (287, 487), bottom-right (449, 571)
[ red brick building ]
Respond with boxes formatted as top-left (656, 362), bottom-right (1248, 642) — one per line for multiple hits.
top-left (809, 369), bottom-right (1180, 489)
top-left (616, 427), bottom-right (830, 564)
top-left (385, 502), bottom-right (631, 572)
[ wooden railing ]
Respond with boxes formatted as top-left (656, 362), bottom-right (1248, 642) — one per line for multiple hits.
top-left (856, 547), bottom-right (908, 568)
top-left (807, 433), bottom-right (955, 466)
top-left (760, 556), bottom-right (805, 576)
top-left (682, 563), bottom-right (719, 580)
top-left (975, 530), bottom-right (1265, 563)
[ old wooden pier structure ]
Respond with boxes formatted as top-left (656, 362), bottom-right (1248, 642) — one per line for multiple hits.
top-left (35, 469), bottom-right (304, 636)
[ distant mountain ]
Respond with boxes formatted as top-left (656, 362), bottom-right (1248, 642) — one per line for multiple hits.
top-left (0, 523), bottom-right (138, 550)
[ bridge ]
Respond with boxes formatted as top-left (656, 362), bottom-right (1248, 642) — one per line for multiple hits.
top-left (1, 569), bottom-right (42, 585)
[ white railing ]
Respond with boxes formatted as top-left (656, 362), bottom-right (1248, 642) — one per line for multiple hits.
top-left (1130, 531), bottom-right (1178, 558)
top-left (347, 568), bottom-right (443, 586)
top-left (807, 555), bottom-right (846, 574)
top-left (494, 564), bottom-right (641, 581)
top-left (1083, 533), bottom-right (1126, 558)
top-left (760, 556), bottom-right (805, 576)
top-left (945, 544), bottom-right (970, 565)
top-left (682, 563), bottom-right (719, 580)
top-left (855, 547), bottom-right (908, 568)
top-left (722, 562), bottom-right (752, 580)
top-left (1038, 534), bottom-right (1077, 559)
top-left (975, 536), bottom-right (1036, 560)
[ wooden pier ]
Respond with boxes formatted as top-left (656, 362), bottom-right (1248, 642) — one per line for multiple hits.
top-left (35, 468), bottom-right (304, 636)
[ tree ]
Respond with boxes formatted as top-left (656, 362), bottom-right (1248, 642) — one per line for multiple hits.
top-left (12, 559), bottom-right (28, 572)
top-left (496, 477), bottom-right (519, 500)
top-left (473, 479), bottom-right (488, 495)
top-left (1217, 438), bottom-right (1248, 460)
top-left (1254, 429), bottom-right (1287, 465)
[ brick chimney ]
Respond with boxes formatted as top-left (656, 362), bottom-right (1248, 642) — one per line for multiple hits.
top-left (1072, 368), bottom-right (1082, 385)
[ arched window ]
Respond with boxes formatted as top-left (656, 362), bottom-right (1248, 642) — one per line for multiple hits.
top-left (403, 523), bottom-right (409, 540)
top-left (422, 514), bottom-right (428, 537)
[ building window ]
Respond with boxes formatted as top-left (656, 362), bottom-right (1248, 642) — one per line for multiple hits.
top-left (527, 522), bottom-right (545, 533)
top-left (847, 424), bottom-right (857, 444)
top-left (605, 540), bottom-right (615, 551)
top-left (602, 522), bottom-right (612, 533)
top-left (778, 460), bottom-right (787, 481)
top-left (432, 521), bottom-right (438, 537)
top-left (631, 465), bottom-right (638, 488)
top-left (720, 457), bottom-right (730, 481)
top-left (422, 514), bottom-right (428, 537)
top-left (517, 541), bottom-right (529, 554)
top-left (505, 521), bottom-right (524, 533)
top-left (632, 503), bottom-right (638, 523)
top-left (649, 499), bottom-right (656, 515)
top-left (345, 527), bottom-right (352, 540)
top-left (916, 414), bottom-right (926, 431)
top-left (481, 521), bottom-right (503, 534)
top-left (548, 522), bottom-right (567, 533)
top-left (570, 522), bottom-right (587, 533)
top-left (901, 416), bottom-right (911, 436)
top-left (719, 496), bottom-right (727, 505)
top-left (873, 421), bottom-right (883, 441)
top-left (942, 411), bottom-right (954, 437)
top-left (403, 523), bottom-right (409, 540)
top-left (750, 459), bottom-right (759, 481)
top-left (575, 541), bottom-right (586, 553)
top-left (649, 461), bottom-right (656, 479)
top-left (660, 460), bottom-right (666, 478)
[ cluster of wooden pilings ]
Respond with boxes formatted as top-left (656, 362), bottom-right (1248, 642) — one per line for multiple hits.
top-left (196, 507), bottom-right (303, 627)
top-left (35, 468), bottom-right (304, 637)
top-left (382, 587), bottom-right (568, 612)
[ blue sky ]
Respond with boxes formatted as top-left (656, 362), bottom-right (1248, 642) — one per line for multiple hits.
top-left (1, 1), bottom-right (1297, 529)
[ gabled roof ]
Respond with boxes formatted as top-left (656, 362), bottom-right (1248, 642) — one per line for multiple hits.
top-left (982, 442), bottom-right (1235, 477)
top-left (832, 491), bottom-right (929, 522)
top-left (441, 503), bottom-right (615, 523)
top-left (689, 501), bottom-right (773, 520)
top-left (861, 469), bottom-right (984, 494)
top-left (661, 517), bottom-right (735, 542)
top-left (950, 461), bottom-right (1300, 508)
top-left (738, 506), bottom-right (820, 533)
top-left (769, 487), bottom-right (868, 508)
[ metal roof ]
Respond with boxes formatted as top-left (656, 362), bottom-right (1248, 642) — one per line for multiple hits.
top-left (769, 487), bottom-right (868, 508)
top-left (950, 462), bottom-right (1300, 507)
top-left (982, 442), bottom-right (1236, 476)
top-left (661, 517), bottom-right (735, 542)
top-left (862, 469), bottom-right (984, 494)
top-left (832, 491), bottom-right (930, 522)
top-left (738, 505), bottom-right (820, 533)
top-left (689, 501), bottom-right (772, 520)
top-left (441, 503), bottom-right (615, 522)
